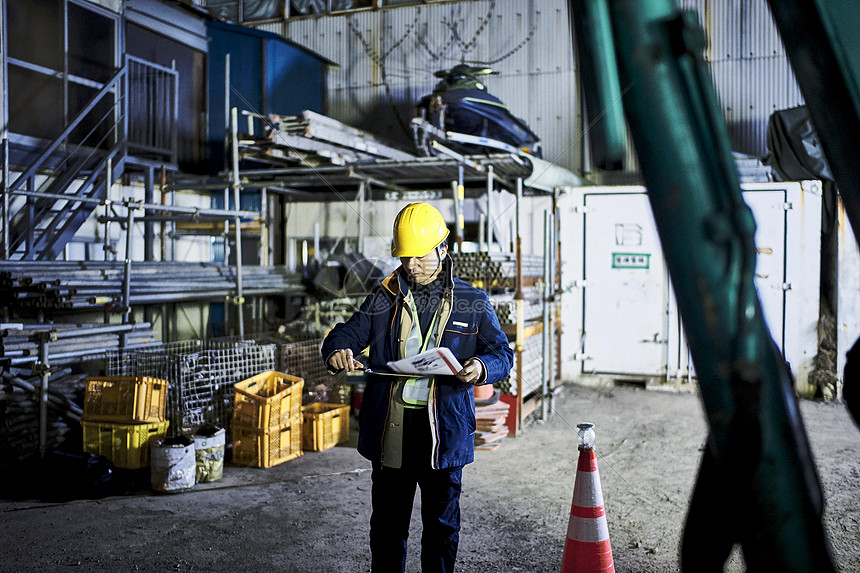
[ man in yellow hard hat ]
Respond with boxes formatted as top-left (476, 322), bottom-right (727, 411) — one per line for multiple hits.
top-left (322, 202), bottom-right (514, 572)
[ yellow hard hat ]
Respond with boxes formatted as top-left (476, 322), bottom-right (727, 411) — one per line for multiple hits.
top-left (391, 203), bottom-right (450, 257)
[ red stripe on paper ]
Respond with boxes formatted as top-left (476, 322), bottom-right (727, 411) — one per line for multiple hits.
top-left (438, 350), bottom-right (459, 375)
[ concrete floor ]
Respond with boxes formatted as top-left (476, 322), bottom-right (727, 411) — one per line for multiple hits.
top-left (1, 384), bottom-right (858, 572)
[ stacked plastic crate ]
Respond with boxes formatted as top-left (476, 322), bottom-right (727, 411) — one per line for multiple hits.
top-left (80, 376), bottom-right (170, 469)
top-left (231, 371), bottom-right (304, 468)
top-left (275, 338), bottom-right (351, 451)
top-left (302, 402), bottom-right (351, 452)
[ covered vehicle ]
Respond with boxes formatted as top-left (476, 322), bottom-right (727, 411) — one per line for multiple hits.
top-left (413, 64), bottom-right (542, 157)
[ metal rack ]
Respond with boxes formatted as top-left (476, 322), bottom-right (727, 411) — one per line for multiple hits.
top-left (188, 107), bottom-right (577, 433)
top-left (502, 192), bottom-right (562, 433)
top-left (169, 105), bottom-right (584, 248)
top-left (0, 261), bottom-right (303, 313)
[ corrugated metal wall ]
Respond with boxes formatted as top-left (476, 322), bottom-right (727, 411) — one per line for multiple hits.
top-left (255, 0), bottom-right (582, 173)
top-left (254, 0), bottom-right (805, 181)
top-left (680, 0), bottom-right (805, 159)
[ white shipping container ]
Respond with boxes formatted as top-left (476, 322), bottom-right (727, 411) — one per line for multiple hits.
top-left (560, 181), bottom-right (823, 395)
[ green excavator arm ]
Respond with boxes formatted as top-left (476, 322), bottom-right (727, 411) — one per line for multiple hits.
top-left (570, 0), bottom-right (853, 569)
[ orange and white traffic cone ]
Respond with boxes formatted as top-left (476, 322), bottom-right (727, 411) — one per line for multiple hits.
top-left (561, 423), bottom-right (614, 573)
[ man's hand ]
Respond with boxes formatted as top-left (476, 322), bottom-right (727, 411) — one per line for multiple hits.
top-left (327, 348), bottom-right (364, 372)
top-left (456, 357), bottom-right (484, 384)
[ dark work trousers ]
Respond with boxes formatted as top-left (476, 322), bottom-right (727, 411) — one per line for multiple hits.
top-left (370, 406), bottom-right (463, 573)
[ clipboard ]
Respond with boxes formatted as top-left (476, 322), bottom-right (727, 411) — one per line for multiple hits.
top-left (361, 368), bottom-right (407, 377)
top-left (360, 347), bottom-right (464, 377)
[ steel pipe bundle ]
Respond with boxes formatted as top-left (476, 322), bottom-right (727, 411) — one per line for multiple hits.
top-left (1, 322), bottom-right (161, 366)
top-left (490, 291), bottom-right (544, 325)
top-left (495, 333), bottom-right (545, 396)
top-left (449, 252), bottom-right (544, 288)
top-left (0, 261), bottom-right (304, 313)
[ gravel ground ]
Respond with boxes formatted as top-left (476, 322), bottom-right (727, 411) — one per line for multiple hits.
top-left (1, 383), bottom-right (858, 572)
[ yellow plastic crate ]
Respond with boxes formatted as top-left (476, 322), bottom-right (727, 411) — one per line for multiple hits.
top-left (302, 403), bottom-right (350, 452)
top-left (233, 371), bottom-right (303, 429)
top-left (83, 376), bottom-right (169, 423)
top-left (232, 423), bottom-right (302, 468)
top-left (81, 420), bottom-right (170, 469)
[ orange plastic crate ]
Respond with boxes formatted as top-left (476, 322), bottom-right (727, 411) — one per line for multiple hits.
top-left (231, 423), bottom-right (302, 468)
top-left (302, 403), bottom-right (350, 452)
top-left (233, 371), bottom-right (303, 429)
top-left (83, 376), bottom-right (168, 423)
top-left (81, 420), bottom-right (170, 469)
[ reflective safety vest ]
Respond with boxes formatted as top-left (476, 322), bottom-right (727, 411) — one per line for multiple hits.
top-left (399, 291), bottom-right (441, 408)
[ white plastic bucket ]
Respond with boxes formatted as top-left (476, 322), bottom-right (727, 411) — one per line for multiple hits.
top-left (150, 436), bottom-right (196, 493)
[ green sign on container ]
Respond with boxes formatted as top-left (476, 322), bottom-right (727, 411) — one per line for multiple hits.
top-left (612, 252), bottom-right (650, 269)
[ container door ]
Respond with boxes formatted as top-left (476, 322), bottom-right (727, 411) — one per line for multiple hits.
top-left (582, 192), bottom-right (668, 376)
top-left (745, 189), bottom-right (788, 352)
top-left (672, 187), bottom-right (789, 379)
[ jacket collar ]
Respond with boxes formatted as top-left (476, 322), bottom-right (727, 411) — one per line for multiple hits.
top-left (381, 255), bottom-right (454, 297)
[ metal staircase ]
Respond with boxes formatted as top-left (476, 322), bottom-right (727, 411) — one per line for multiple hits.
top-left (5, 56), bottom-right (177, 261)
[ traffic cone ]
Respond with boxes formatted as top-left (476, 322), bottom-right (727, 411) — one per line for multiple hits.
top-left (561, 423), bottom-right (614, 573)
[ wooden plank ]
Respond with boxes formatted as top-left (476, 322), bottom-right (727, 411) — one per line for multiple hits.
top-left (503, 321), bottom-right (543, 338)
top-left (522, 393), bottom-right (540, 419)
top-left (174, 220), bottom-right (262, 234)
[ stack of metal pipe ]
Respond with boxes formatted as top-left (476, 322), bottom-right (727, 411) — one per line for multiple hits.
top-left (449, 252), bottom-right (544, 289)
top-left (1, 322), bottom-right (161, 366)
top-left (494, 342), bottom-right (517, 395)
top-left (0, 261), bottom-right (305, 313)
top-left (495, 333), bottom-right (545, 396)
top-left (489, 291), bottom-right (544, 325)
top-left (0, 367), bottom-right (85, 463)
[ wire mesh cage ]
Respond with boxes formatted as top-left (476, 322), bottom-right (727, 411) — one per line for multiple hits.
top-left (175, 344), bottom-right (277, 430)
top-left (106, 340), bottom-right (277, 433)
top-left (106, 340), bottom-right (203, 378)
top-left (205, 331), bottom-right (287, 349)
top-left (279, 338), bottom-right (331, 388)
top-left (209, 333), bottom-right (343, 405)
top-left (206, 333), bottom-right (332, 385)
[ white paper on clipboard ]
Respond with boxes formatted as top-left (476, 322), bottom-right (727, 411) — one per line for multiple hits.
top-left (386, 347), bottom-right (463, 376)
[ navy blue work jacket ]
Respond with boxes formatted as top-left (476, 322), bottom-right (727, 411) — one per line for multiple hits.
top-left (321, 259), bottom-right (513, 469)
